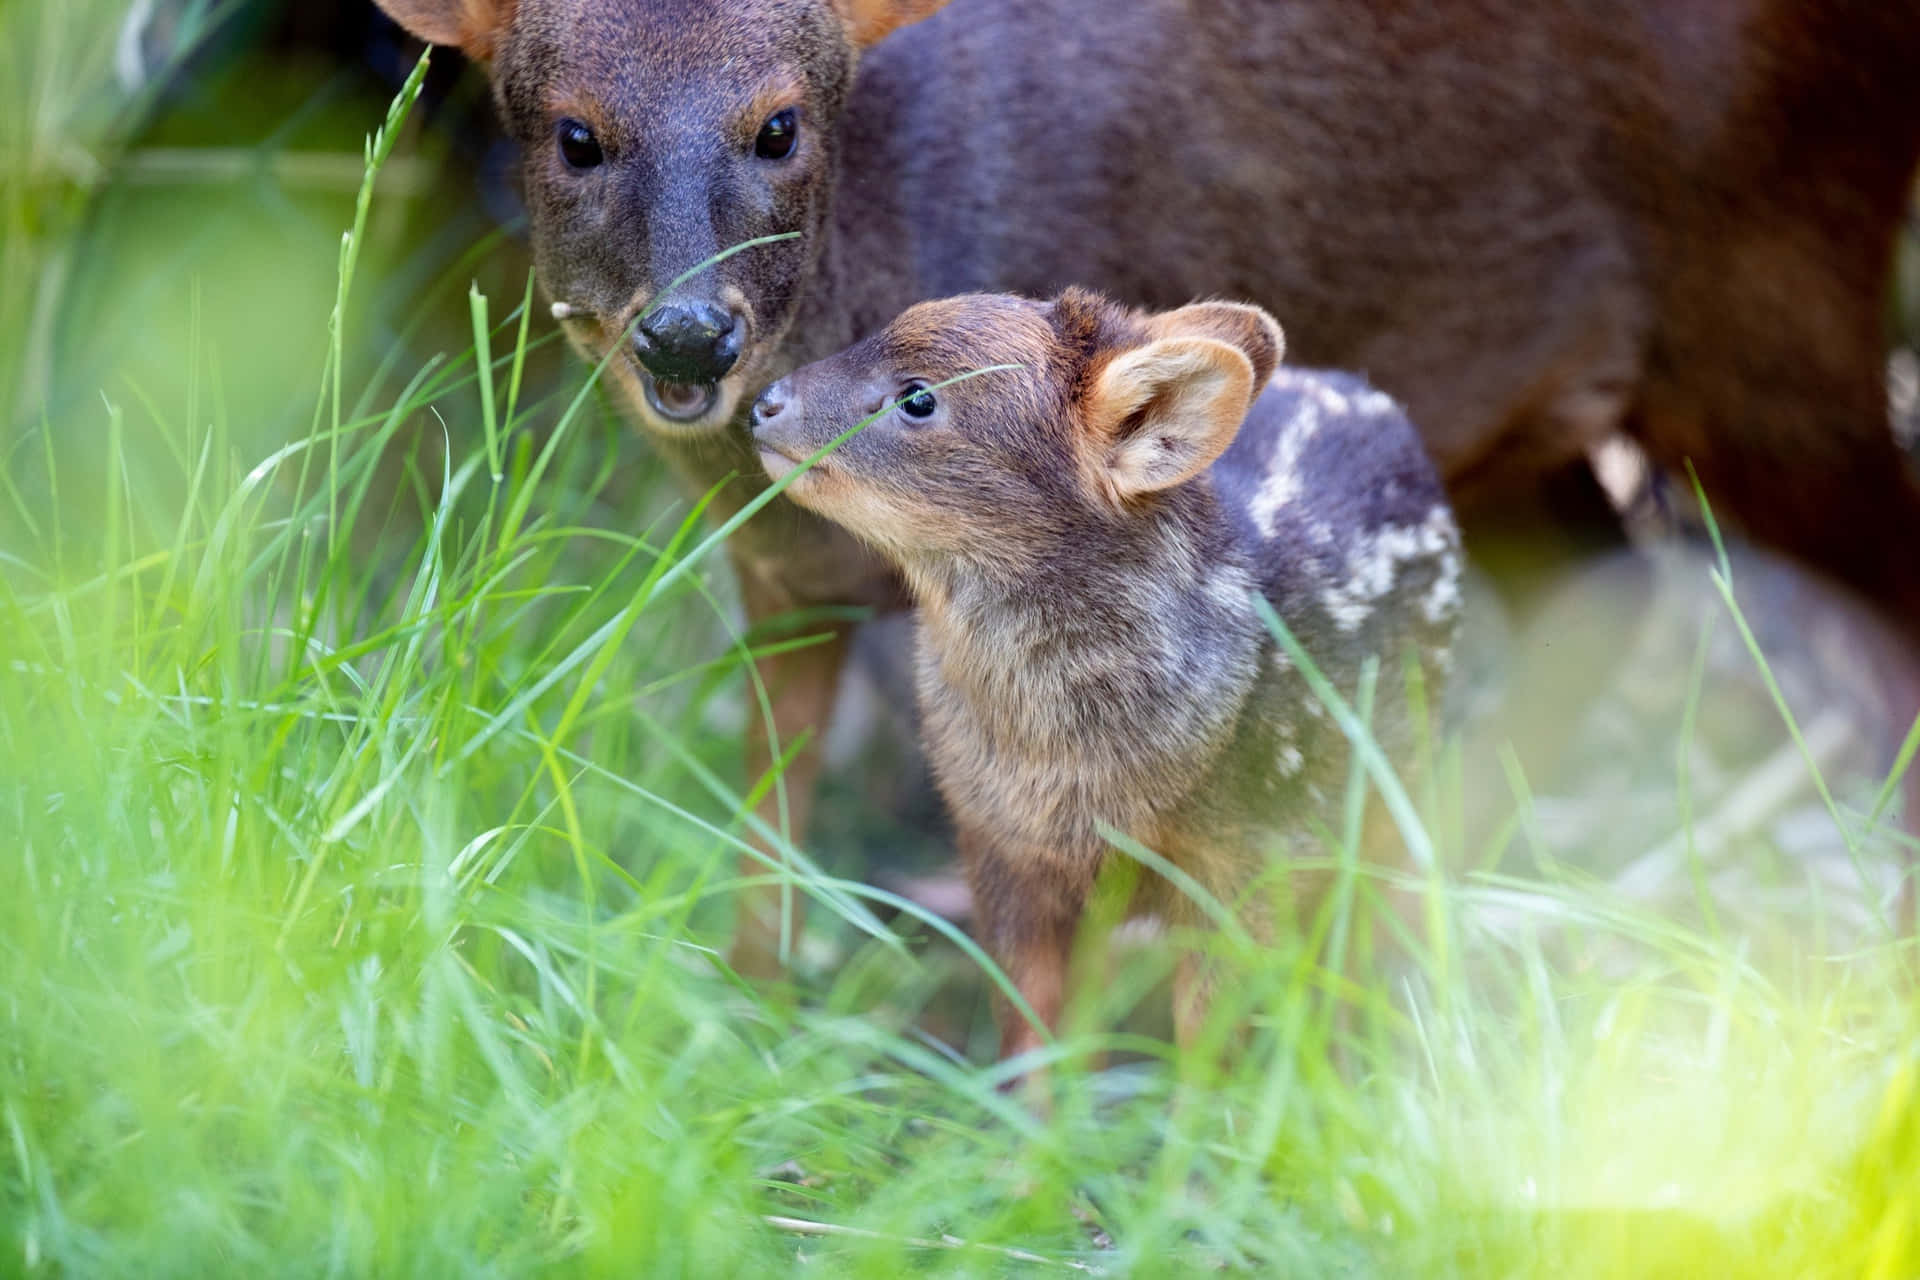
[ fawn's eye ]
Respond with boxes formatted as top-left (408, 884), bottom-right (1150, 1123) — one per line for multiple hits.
top-left (754, 109), bottom-right (799, 160)
top-left (557, 119), bottom-right (603, 169)
top-left (897, 383), bottom-right (938, 419)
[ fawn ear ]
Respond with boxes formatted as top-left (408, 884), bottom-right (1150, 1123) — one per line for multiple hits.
top-left (375, 0), bottom-right (515, 60)
top-left (1148, 301), bottom-right (1285, 389)
top-left (830, 0), bottom-right (953, 48)
top-left (1084, 337), bottom-right (1257, 501)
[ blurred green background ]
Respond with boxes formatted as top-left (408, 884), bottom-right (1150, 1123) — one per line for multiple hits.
top-left (6, 1), bottom-right (541, 539)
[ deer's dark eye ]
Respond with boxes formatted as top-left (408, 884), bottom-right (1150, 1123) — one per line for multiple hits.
top-left (898, 383), bottom-right (937, 419)
top-left (557, 119), bottom-right (603, 169)
top-left (755, 109), bottom-right (798, 160)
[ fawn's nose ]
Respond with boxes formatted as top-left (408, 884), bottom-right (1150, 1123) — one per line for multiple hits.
top-left (632, 300), bottom-right (743, 385)
top-left (751, 380), bottom-right (790, 428)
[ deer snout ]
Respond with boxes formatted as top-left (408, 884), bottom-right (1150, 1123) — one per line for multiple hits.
top-left (750, 378), bottom-right (815, 480)
top-left (632, 300), bottom-right (744, 386)
top-left (750, 379), bottom-right (791, 428)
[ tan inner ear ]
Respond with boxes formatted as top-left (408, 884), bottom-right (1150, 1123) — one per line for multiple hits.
top-left (1088, 337), bottom-right (1256, 501)
top-left (1148, 302), bottom-right (1286, 388)
top-left (377, 0), bottom-right (514, 60)
top-left (830, 0), bottom-right (955, 49)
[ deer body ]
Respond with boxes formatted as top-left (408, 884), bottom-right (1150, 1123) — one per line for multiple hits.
top-left (378, 0), bottom-right (1920, 969)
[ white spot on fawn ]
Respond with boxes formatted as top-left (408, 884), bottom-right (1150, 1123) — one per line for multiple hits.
top-left (1319, 505), bottom-right (1458, 633)
top-left (1249, 373), bottom-right (1404, 538)
top-left (1249, 395), bottom-right (1322, 537)
top-left (1423, 546), bottom-right (1463, 625)
top-left (1272, 714), bottom-right (1304, 779)
top-left (550, 301), bottom-right (576, 320)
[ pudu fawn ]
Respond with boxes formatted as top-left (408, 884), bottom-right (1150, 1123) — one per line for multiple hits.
top-left (751, 289), bottom-right (1461, 1057)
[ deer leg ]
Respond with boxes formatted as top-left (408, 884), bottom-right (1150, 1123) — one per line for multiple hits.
top-left (961, 830), bottom-right (1093, 1091)
top-left (725, 575), bottom-right (856, 980)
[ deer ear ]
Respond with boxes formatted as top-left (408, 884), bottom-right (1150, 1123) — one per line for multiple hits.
top-left (374, 0), bottom-right (516, 60)
top-left (1148, 301), bottom-right (1285, 389)
top-left (1084, 337), bottom-right (1256, 501)
top-left (829, 0), bottom-right (953, 48)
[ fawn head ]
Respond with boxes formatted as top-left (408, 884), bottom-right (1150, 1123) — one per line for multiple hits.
top-left (751, 289), bottom-right (1284, 568)
top-left (375, 0), bottom-right (950, 435)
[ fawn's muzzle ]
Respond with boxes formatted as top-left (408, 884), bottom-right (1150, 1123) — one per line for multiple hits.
top-left (750, 379), bottom-right (811, 473)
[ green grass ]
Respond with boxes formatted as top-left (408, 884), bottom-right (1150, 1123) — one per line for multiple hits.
top-left (5, 26), bottom-right (1920, 1280)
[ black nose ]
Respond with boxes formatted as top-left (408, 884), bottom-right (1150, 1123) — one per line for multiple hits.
top-left (633, 301), bottom-right (742, 385)
top-left (751, 380), bottom-right (789, 427)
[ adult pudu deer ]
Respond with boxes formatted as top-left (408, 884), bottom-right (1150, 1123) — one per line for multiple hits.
top-left (373, 0), bottom-right (1920, 969)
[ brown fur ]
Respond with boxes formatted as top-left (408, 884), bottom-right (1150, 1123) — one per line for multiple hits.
top-left (375, 0), bottom-right (1920, 969)
top-left (753, 290), bottom-right (1462, 1058)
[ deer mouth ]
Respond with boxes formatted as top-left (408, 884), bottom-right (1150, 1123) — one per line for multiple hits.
top-left (639, 370), bottom-right (721, 423)
top-left (755, 443), bottom-right (800, 481)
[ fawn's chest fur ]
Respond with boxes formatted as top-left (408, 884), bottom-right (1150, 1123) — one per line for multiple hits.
top-left (915, 369), bottom-right (1461, 878)
top-left (911, 512), bottom-right (1262, 861)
